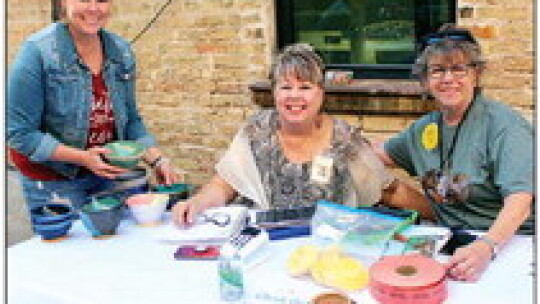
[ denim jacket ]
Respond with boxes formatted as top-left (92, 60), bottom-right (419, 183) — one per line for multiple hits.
top-left (7, 23), bottom-right (156, 179)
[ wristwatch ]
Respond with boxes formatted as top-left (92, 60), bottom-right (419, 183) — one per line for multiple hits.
top-left (478, 235), bottom-right (499, 260)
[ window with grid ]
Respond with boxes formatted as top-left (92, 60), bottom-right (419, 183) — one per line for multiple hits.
top-left (276, 0), bottom-right (456, 79)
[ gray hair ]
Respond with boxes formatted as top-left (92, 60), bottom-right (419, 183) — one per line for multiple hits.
top-left (412, 39), bottom-right (486, 80)
top-left (269, 43), bottom-right (324, 88)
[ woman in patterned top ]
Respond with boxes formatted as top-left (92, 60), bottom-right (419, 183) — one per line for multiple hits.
top-left (172, 43), bottom-right (427, 226)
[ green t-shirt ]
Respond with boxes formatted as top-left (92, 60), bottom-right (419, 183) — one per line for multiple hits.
top-left (385, 95), bottom-right (534, 234)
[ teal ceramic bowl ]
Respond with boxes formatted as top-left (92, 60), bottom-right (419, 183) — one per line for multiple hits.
top-left (153, 183), bottom-right (195, 210)
top-left (103, 141), bottom-right (145, 169)
top-left (153, 183), bottom-right (194, 195)
top-left (85, 196), bottom-right (123, 212)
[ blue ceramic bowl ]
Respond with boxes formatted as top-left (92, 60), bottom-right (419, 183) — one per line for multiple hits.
top-left (33, 220), bottom-right (74, 241)
top-left (30, 204), bottom-right (78, 225)
top-left (80, 204), bottom-right (124, 238)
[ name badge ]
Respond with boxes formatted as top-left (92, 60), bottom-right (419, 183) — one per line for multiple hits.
top-left (310, 155), bottom-right (334, 184)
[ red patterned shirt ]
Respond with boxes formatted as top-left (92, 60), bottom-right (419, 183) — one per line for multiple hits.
top-left (86, 72), bottom-right (116, 148)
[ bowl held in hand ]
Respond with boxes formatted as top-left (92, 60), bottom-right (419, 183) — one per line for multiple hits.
top-left (102, 141), bottom-right (145, 169)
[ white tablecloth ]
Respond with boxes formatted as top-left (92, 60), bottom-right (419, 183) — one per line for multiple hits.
top-left (8, 215), bottom-right (534, 304)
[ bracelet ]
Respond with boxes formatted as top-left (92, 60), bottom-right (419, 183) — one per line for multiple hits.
top-left (148, 156), bottom-right (163, 168)
top-left (478, 235), bottom-right (498, 260)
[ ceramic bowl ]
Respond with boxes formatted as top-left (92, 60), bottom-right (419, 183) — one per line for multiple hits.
top-left (124, 193), bottom-right (169, 226)
top-left (110, 167), bottom-right (150, 201)
top-left (103, 141), bottom-right (145, 169)
top-left (30, 203), bottom-right (77, 225)
top-left (80, 203), bottom-right (124, 238)
top-left (153, 183), bottom-right (194, 210)
top-left (32, 220), bottom-right (74, 242)
top-left (114, 167), bottom-right (149, 188)
top-left (86, 196), bottom-right (123, 212)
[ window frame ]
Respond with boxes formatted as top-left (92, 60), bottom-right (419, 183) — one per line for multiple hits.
top-left (276, 0), bottom-right (456, 79)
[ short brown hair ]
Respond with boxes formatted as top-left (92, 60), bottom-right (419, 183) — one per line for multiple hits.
top-left (269, 43), bottom-right (324, 88)
top-left (413, 25), bottom-right (486, 79)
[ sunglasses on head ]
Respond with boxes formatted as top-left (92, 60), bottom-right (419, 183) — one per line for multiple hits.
top-left (420, 29), bottom-right (478, 51)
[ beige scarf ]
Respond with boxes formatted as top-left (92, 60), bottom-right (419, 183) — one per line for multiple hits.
top-left (215, 126), bottom-right (394, 209)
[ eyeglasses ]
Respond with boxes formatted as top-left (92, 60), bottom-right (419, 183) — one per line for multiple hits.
top-left (426, 63), bottom-right (476, 79)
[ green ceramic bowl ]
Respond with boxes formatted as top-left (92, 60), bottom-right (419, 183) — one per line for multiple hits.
top-left (153, 183), bottom-right (195, 210)
top-left (83, 196), bottom-right (123, 212)
top-left (103, 141), bottom-right (145, 169)
top-left (153, 183), bottom-right (194, 195)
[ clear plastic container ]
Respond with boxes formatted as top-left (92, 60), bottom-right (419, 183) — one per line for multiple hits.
top-left (218, 244), bottom-right (244, 301)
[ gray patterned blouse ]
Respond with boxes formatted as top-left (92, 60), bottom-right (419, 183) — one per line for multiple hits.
top-left (239, 109), bottom-right (368, 209)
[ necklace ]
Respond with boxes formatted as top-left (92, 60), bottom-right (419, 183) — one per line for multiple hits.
top-left (277, 115), bottom-right (326, 163)
top-left (437, 100), bottom-right (475, 173)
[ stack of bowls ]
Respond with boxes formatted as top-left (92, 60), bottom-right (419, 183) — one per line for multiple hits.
top-left (153, 183), bottom-right (194, 210)
top-left (110, 167), bottom-right (150, 202)
top-left (125, 193), bottom-right (169, 226)
top-left (80, 196), bottom-right (124, 239)
top-left (30, 203), bottom-right (77, 242)
top-left (102, 141), bottom-right (145, 169)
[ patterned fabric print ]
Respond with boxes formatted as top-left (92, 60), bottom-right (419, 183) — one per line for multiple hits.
top-left (86, 72), bottom-right (116, 148)
top-left (244, 110), bottom-right (361, 209)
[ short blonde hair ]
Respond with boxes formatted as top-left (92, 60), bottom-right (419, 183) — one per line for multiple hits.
top-left (269, 43), bottom-right (324, 88)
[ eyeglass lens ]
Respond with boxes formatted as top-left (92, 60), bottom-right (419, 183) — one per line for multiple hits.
top-left (427, 64), bottom-right (474, 79)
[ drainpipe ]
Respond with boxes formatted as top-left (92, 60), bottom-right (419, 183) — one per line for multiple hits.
top-left (52, 0), bottom-right (61, 22)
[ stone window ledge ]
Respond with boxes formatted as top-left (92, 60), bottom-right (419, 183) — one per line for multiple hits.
top-left (249, 80), bottom-right (437, 115)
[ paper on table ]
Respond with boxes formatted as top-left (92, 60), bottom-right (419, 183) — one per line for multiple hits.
top-left (157, 205), bottom-right (248, 245)
top-left (381, 225), bottom-right (452, 258)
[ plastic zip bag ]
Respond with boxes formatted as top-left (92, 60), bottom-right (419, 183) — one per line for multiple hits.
top-left (311, 200), bottom-right (417, 246)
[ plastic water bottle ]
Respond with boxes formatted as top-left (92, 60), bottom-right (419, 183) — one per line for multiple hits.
top-left (218, 244), bottom-right (244, 301)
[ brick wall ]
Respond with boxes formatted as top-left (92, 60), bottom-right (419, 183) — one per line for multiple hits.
top-left (7, 0), bottom-right (534, 184)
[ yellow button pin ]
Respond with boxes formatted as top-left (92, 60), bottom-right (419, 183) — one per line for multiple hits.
top-left (422, 123), bottom-right (439, 150)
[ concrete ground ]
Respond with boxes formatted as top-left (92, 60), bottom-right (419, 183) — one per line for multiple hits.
top-left (6, 169), bottom-right (33, 247)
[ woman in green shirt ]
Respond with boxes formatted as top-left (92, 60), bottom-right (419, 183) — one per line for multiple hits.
top-left (374, 26), bottom-right (534, 282)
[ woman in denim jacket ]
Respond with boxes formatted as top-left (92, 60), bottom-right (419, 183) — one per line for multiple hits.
top-left (7, 0), bottom-right (180, 226)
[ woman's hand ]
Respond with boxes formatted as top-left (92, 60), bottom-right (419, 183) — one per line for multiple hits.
top-left (171, 175), bottom-right (237, 227)
top-left (81, 147), bottom-right (127, 179)
top-left (447, 240), bottom-right (493, 282)
top-left (171, 198), bottom-right (206, 227)
top-left (153, 158), bottom-right (182, 185)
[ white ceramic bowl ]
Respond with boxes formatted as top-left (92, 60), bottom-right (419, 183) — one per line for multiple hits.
top-left (125, 193), bottom-right (169, 226)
